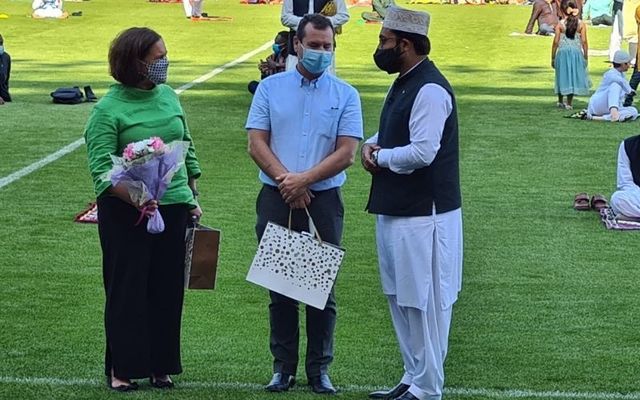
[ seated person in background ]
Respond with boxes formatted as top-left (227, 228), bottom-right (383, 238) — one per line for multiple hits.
top-left (32, 0), bottom-right (68, 19)
top-left (362, 0), bottom-right (395, 23)
top-left (248, 31), bottom-right (289, 94)
top-left (0, 34), bottom-right (11, 105)
top-left (611, 134), bottom-right (640, 218)
top-left (525, 0), bottom-right (560, 35)
top-left (587, 50), bottom-right (639, 121)
top-left (583, 0), bottom-right (613, 25)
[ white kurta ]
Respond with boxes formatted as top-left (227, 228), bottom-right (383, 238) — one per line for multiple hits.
top-left (32, 0), bottom-right (64, 18)
top-left (587, 68), bottom-right (639, 120)
top-left (611, 140), bottom-right (640, 217)
top-left (183, 0), bottom-right (204, 17)
top-left (367, 63), bottom-right (463, 400)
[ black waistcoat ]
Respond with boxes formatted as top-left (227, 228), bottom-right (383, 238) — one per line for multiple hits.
top-left (366, 59), bottom-right (461, 217)
top-left (287, 0), bottom-right (331, 56)
top-left (624, 135), bottom-right (640, 186)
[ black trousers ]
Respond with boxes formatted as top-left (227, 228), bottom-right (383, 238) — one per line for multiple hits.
top-left (97, 196), bottom-right (189, 379)
top-left (255, 185), bottom-right (344, 378)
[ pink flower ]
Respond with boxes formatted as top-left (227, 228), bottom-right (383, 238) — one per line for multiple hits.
top-left (149, 137), bottom-right (165, 152)
top-left (123, 144), bottom-right (136, 161)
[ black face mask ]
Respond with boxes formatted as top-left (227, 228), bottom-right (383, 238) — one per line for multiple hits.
top-left (373, 44), bottom-right (404, 74)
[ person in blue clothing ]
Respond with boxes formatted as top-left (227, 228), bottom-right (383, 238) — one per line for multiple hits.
top-left (0, 34), bottom-right (11, 105)
top-left (583, 0), bottom-right (614, 25)
top-left (245, 13), bottom-right (363, 396)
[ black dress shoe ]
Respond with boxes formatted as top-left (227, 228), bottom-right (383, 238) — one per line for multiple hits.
top-left (369, 383), bottom-right (410, 399)
top-left (149, 376), bottom-right (174, 389)
top-left (106, 376), bottom-right (138, 392)
top-left (266, 372), bottom-right (295, 392)
top-left (394, 391), bottom-right (419, 400)
top-left (308, 374), bottom-right (336, 394)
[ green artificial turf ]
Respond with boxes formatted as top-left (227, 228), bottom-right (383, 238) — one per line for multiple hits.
top-left (1, 1), bottom-right (640, 399)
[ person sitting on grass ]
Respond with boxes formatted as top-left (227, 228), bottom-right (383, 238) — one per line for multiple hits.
top-left (362, 0), bottom-right (395, 23)
top-left (582, 0), bottom-right (613, 25)
top-left (248, 31), bottom-right (289, 94)
top-left (586, 50), bottom-right (639, 121)
top-left (32, 0), bottom-right (68, 19)
top-left (611, 134), bottom-right (640, 219)
top-left (0, 34), bottom-right (11, 105)
top-left (525, 0), bottom-right (560, 35)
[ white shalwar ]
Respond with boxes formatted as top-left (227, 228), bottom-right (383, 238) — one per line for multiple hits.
top-left (183, 0), bottom-right (204, 17)
top-left (367, 76), bottom-right (463, 400)
top-left (32, 0), bottom-right (65, 18)
top-left (587, 68), bottom-right (639, 121)
top-left (611, 141), bottom-right (640, 217)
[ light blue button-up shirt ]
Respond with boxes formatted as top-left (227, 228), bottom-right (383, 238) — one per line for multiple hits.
top-left (246, 68), bottom-right (363, 191)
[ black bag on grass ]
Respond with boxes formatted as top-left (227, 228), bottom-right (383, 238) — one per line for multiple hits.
top-left (51, 87), bottom-right (84, 104)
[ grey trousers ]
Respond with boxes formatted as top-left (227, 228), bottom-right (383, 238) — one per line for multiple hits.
top-left (255, 184), bottom-right (344, 378)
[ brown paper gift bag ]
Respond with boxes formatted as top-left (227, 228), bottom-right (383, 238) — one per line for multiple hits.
top-left (184, 223), bottom-right (221, 290)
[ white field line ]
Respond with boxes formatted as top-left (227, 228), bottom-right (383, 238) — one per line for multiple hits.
top-left (0, 40), bottom-right (272, 191)
top-left (1, 376), bottom-right (640, 399)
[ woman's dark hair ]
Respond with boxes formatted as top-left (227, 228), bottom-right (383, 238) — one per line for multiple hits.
top-left (296, 14), bottom-right (335, 41)
top-left (564, 1), bottom-right (579, 39)
top-left (390, 29), bottom-right (430, 56)
top-left (109, 27), bottom-right (162, 86)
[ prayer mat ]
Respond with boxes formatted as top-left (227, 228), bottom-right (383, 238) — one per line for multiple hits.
top-left (600, 207), bottom-right (640, 230)
top-left (74, 202), bottom-right (98, 224)
top-left (190, 15), bottom-right (233, 21)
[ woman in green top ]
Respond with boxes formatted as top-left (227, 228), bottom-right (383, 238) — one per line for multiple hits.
top-left (84, 27), bottom-right (202, 392)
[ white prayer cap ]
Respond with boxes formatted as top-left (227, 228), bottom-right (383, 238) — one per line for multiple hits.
top-left (613, 50), bottom-right (632, 64)
top-left (382, 6), bottom-right (430, 37)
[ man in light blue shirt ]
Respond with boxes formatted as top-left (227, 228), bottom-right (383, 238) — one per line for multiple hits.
top-left (245, 13), bottom-right (363, 396)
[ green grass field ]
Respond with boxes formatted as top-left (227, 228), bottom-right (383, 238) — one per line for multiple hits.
top-left (1, 0), bottom-right (640, 399)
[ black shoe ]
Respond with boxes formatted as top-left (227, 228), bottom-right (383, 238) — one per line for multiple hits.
top-left (624, 94), bottom-right (634, 107)
top-left (71, 11), bottom-right (82, 16)
top-left (266, 372), bottom-right (295, 392)
top-left (394, 391), bottom-right (419, 400)
top-left (84, 85), bottom-right (97, 102)
top-left (308, 374), bottom-right (336, 395)
top-left (369, 383), bottom-right (410, 399)
top-left (201, 12), bottom-right (208, 17)
top-left (149, 375), bottom-right (174, 389)
top-left (106, 376), bottom-right (138, 392)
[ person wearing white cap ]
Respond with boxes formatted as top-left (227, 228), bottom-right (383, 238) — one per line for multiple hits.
top-left (587, 50), bottom-right (639, 121)
top-left (362, 6), bottom-right (462, 400)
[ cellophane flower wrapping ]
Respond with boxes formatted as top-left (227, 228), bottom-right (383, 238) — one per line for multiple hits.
top-left (103, 137), bottom-right (189, 234)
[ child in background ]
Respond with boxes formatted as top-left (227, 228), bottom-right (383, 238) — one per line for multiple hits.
top-left (552, 1), bottom-right (591, 109)
top-left (248, 31), bottom-right (289, 94)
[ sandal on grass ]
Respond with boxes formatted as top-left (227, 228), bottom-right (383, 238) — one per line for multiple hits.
top-left (590, 194), bottom-right (608, 211)
top-left (573, 193), bottom-right (590, 211)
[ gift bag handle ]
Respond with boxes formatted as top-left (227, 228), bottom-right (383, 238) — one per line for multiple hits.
top-left (287, 207), bottom-right (323, 244)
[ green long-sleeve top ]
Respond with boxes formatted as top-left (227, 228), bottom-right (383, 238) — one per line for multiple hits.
top-left (84, 83), bottom-right (201, 207)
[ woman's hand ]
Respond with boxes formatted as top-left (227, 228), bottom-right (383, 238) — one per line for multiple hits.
top-left (141, 199), bottom-right (159, 216)
top-left (189, 205), bottom-right (203, 222)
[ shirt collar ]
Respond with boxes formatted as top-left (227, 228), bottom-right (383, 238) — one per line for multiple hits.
top-left (294, 67), bottom-right (329, 88)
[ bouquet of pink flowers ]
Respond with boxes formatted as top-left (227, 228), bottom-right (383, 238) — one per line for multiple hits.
top-left (104, 137), bottom-right (189, 234)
